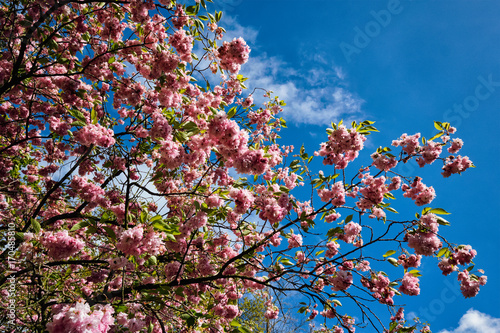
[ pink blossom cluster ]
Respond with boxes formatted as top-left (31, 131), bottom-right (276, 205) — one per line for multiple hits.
top-left (315, 125), bottom-right (366, 169)
top-left (339, 222), bottom-right (362, 244)
top-left (406, 231), bottom-right (442, 256)
top-left (257, 193), bottom-right (290, 224)
top-left (371, 152), bottom-right (398, 171)
top-left (330, 269), bottom-right (353, 291)
top-left (441, 155), bottom-right (473, 178)
top-left (416, 141), bottom-right (442, 167)
top-left (317, 181), bottom-right (346, 206)
top-left (233, 149), bottom-right (269, 175)
top-left (361, 273), bottom-right (395, 305)
top-left (74, 124), bottom-right (115, 148)
top-left (70, 176), bottom-right (109, 208)
top-left (399, 272), bottom-right (420, 296)
top-left (116, 225), bottom-right (164, 257)
top-left (387, 176), bottom-right (401, 191)
top-left (438, 245), bottom-right (477, 276)
top-left (397, 254), bottom-right (421, 269)
top-left (392, 133), bottom-right (420, 155)
top-left (325, 240), bottom-right (339, 258)
top-left (46, 299), bottom-right (114, 333)
top-left (217, 37), bottom-right (250, 73)
top-left (391, 307), bottom-right (405, 322)
top-left (419, 213), bottom-right (439, 233)
top-left (288, 233), bottom-right (303, 249)
top-left (40, 230), bottom-right (84, 260)
top-left (402, 177), bottom-right (436, 206)
top-left (264, 301), bottom-right (279, 320)
top-left (356, 175), bottom-right (388, 210)
top-left (169, 29), bottom-right (193, 63)
top-left (448, 138), bottom-right (464, 154)
top-left (447, 138), bottom-right (463, 153)
top-left (457, 269), bottom-right (487, 298)
top-left (171, 4), bottom-right (189, 29)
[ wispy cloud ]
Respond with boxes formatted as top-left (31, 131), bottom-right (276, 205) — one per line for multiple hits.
top-left (221, 16), bottom-right (365, 126)
top-left (439, 309), bottom-right (500, 333)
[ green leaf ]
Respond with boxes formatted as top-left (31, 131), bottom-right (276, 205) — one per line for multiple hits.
top-left (31, 218), bottom-right (41, 234)
top-left (435, 215), bottom-right (451, 226)
top-left (227, 106), bottom-right (237, 119)
top-left (103, 226), bottom-right (116, 240)
top-left (383, 250), bottom-right (397, 258)
top-left (71, 120), bottom-right (87, 127)
top-left (230, 319), bottom-right (241, 327)
top-left (434, 121), bottom-right (444, 131)
top-left (147, 256), bottom-right (157, 266)
top-left (408, 269), bottom-right (422, 277)
top-left (387, 258), bottom-right (399, 267)
top-left (429, 131), bottom-right (444, 141)
top-left (68, 108), bottom-right (87, 122)
top-left (345, 214), bottom-right (353, 223)
top-left (70, 221), bottom-right (90, 232)
top-left (428, 208), bottom-right (451, 215)
top-left (436, 247), bottom-right (449, 257)
top-left (91, 107), bottom-right (97, 124)
top-left (332, 299), bottom-right (342, 307)
top-left (386, 207), bottom-right (399, 214)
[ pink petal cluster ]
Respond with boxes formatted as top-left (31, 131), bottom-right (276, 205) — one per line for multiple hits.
top-left (371, 152), bottom-right (398, 171)
top-left (402, 177), bottom-right (436, 206)
top-left (438, 245), bottom-right (477, 275)
top-left (116, 225), bottom-right (164, 257)
top-left (169, 29), bottom-right (193, 63)
top-left (40, 230), bottom-right (84, 260)
top-left (419, 213), bottom-right (439, 233)
top-left (457, 269), bottom-right (487, 298)
top-left (317, 181), bottom-right (346, 206)
top-left (288, 233), bottom-right (303, 249)
top-left (340, 222), bottom-right (361, 244)
top-left (392, 133), bottom-right (420, 155)
top-left (171, 5), bottom-right (189, 29)
top-left (406, 231), bottom-right (442, 256)
top-left (356, 175), bottom-right (388, 210)
top-left (441, 155), bottom-right (473, 178)
top-left (361, 273), bottom-right (395, 305)
top-left (397, 254), bottom-right (421, 269)
top-left (447, 138), bottom-right (463, 153)
top-left (416, 141), bottom-right (442, 167)
top-left (399, 272), bottom-right (420, 296)
top-left (46, 300), bottom-right (114, 333)
top-left (217, 37), bottom-right (250, 73)
top-left (315, 125), bottom-right (366, 169)
top-left (330, 269), bottom-right (353, 291)
top-left (74, 124), bottom-right (115, 148)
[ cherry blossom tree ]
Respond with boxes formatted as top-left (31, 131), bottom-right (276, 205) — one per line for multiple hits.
top-left (0, 0), bottom-right (486, 332)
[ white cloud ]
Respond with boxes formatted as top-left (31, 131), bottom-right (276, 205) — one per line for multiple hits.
top-left (220, 16), bottom-right (364, 126)
top-left (439, 309), bottom-right (500, 333)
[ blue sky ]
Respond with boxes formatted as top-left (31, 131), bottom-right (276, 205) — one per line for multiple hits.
top-left (210, 0), bottom-right (500, 332)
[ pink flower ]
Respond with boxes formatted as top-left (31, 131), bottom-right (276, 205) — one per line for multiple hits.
top-left (217, 37), bottom-right (250, 74)
top-left (441, 155), bottom-right (473, 177)
top-left (399, 273), bottom-right (420, 296)
top-left (40, 231), bottom-right (84, 260)
top-left (288, 233), bottom-right (303, 249)
top-left (74, 124), bottom-right (115, 148)
top-left (406, 231), bottom-right (442, 256)
top-left (448, 138), bottom-right (463, 153)
top-left (341, 222), bottom-right (362, 244)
